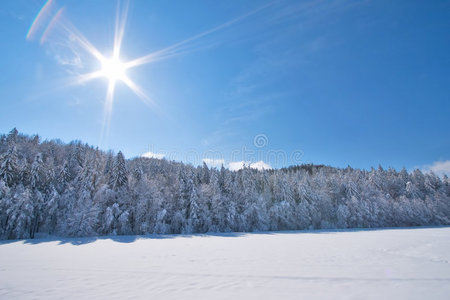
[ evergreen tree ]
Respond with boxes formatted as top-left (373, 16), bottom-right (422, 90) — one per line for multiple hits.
top-left (109, 151), bottom-right (128, 191)
top-left (0, 145), bottom-right (19, 187)
top-left (31, 153), bottom-right (45, 190)
top-left (1, 129), bottom-right (450, 240)
top-left (6, 128), bottom-right (18, 145)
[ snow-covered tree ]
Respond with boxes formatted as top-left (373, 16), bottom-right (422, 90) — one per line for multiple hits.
top-left (0, 145), bottom-right (19, 187)
top-left (1, 129), bottom-right (450, 240)
top-left (109, 151), bottom-right (128, 191)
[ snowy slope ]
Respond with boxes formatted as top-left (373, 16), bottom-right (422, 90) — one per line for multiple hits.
top-left (0, 227), bottom-right (449, 299)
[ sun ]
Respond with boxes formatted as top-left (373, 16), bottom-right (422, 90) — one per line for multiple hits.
top-left (100, 56), bottom-right (127, 82)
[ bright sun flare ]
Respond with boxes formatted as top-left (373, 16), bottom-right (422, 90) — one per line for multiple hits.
top-left (101, 56), bottom-right (127, 82)
top-left (29, 0), bottom-right (270, 147)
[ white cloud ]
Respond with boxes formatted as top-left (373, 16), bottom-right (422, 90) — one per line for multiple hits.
top-left (141, 151), bottom-right (165, 160)
top-left (228, 160), bottom-right (272, 171)
top-left (203, 158), bottom-right (225, 168)
top-left (421, 160), bottom-right (450, 177)
top-left (250, 160), bottom-right (272, 170)
top-left (228, 161), bottom-right (247, 171)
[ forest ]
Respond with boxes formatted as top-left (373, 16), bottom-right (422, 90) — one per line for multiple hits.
top-left (0, 128), bottom-right (449, 239)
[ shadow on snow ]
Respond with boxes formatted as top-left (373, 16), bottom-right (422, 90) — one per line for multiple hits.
top-left (0, 225), bottom-right (448, 246)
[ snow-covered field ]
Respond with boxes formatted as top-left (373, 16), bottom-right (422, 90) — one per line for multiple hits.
top-left (0, 227), bottom-right (449, 299)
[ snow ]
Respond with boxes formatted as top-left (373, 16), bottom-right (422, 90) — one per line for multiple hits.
top-left (1, 227), bottom-right (449, 299)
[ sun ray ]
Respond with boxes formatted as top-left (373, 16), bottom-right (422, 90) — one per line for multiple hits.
top-left (100, 80), bottom-right (116, 147)
top-left (124, 1), bottom-right (275, 70)
top-left (121, 76), bottom-right (155, 108)
top-left (70, 70), bottom-right (104, 85)
top-left (59, 21), bottom-right (105, 63)
top-left (32, 0), bottom-right (274, 147)
top-left (113, 0), bottom-right (129, 59)
top-left (124, 43), bottom-right (194, 69)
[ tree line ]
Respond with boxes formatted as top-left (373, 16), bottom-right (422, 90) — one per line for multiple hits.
top-left (0, 128), bottom-right (449, 239)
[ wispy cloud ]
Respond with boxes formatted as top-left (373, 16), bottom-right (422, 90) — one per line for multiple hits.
top-left (203, 0), bottom-right (365, 147)
top-left (269, 0), bottom-right (367, 26)
top-left (51, 47), bottom-right (83, 68)
top-left (26, 0), bottom-right (84, 72)
top-left (420, 160), bottom-right (450, 177)
top-left (201, 126), bottom-right (242, 147)
top-left (141, 151), bottom-right (165, 160)
top-left (125, 1), bottom-right (276, 69)
top-left (29, 6), bottom-right (89, 75)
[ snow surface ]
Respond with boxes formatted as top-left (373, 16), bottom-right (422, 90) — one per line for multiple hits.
top-left (1, 227), bottom-right (449, 299)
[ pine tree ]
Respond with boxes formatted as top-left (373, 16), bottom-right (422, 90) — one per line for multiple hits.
top-left (31, 153), bottom-right (45, 190)
top-left (57, 161), bottom-right (71, 193)
top-left (68, 143), bottom-right (84, 180)
top-left (0, 145), bottom-right (19, 187)
top-left (6, 128), bottom-right (18, 145)
top-left (185, 179), bottom-right (200, 233)
top-left (28, 153), bottom-right (47, 238)
top-left (109, 151), bottom-right (128, 191)
top-left (0, 179), bottom-right (11, 237)
top-left (200, 162), bottom-right (210, 184)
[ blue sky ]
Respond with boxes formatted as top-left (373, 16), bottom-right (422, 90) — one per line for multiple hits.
top-left (0, 0), bottom-right (449, 173)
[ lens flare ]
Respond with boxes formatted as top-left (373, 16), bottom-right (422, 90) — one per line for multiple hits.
top-left (28, 0), bottom-right (274, 146)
